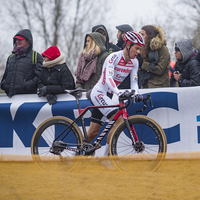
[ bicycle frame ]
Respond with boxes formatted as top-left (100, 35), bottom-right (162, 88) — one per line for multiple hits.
top-left (54, 96), bottom-right (139, 153)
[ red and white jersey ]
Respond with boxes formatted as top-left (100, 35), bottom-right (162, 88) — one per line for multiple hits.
top-left (95, 50), bottom-right (139, 95)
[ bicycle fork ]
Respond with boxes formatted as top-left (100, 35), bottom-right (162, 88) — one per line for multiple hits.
top-left (124, 118), bottom-right (138, 144)
top-left (124, 118), bottom-right (145, 153)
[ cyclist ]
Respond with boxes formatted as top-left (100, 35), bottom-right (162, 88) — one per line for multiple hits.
top-left (87, 31), bottom-right (145, 156)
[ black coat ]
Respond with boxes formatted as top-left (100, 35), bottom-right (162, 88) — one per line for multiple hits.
top-left (38, 63), bottom-right (75, 94)
top-left (0, 29), bottom-right (43, 97)
top-left (92, 24), bottom-right (120, 53)
top-left (171, 50), bottom-right (200, 87)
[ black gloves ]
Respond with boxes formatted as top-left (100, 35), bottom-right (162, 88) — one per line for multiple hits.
top-left (37, 86), bottom-right (57, 105)
top-left (118, 90), bottom-right (131, 99)
top-left (135, 94), bottom-right (143, 102)
top-left (46, 94), bottom-right (57, 105)
top-left (37, 86), bottom-right (47, 97)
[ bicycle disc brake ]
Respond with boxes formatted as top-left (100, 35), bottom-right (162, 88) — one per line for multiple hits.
top-left (134, 141), bottom-right (145, 153)
top-left (50, 141), bottom-right (67, 155)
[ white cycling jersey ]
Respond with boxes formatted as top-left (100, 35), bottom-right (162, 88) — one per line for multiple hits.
top-left (95, 50), bottom-right (139, 95)
top-left (90, 50), bottom-right (140, 122)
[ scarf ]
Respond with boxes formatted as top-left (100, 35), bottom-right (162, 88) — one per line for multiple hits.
top-left (75, 50), bottom-right (98, 83)
top-left (43, 52), bottom-right (66, 68)
top-left (13, 45), bottom-right (30, 55)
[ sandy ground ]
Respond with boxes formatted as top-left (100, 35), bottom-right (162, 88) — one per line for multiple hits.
top-left (1, 154), bottom-right (200, 200)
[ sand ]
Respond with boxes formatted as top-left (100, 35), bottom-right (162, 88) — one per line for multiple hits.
top-left (1, 154), bottom-right (200, 200)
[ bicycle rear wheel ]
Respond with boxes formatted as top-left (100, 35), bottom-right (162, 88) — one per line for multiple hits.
top-left (109, 115), bottom-right (167, 172)
top-left (31, 116), bottom-right (83, 171)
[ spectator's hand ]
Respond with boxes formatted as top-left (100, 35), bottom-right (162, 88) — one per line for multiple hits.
top-left (173, 71), bottom-right (181, 81)
top-left (37, 86), bottom-right (47, 97)
top-left (46, 94), bottom-right (57, 105)
top-left (135, 94), bottom-right (143, 102)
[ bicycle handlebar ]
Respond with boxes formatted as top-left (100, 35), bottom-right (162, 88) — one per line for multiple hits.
top-left (119, 92), bottom-right (153, 113)
top-left (135, 93), bottom-right (153, 113)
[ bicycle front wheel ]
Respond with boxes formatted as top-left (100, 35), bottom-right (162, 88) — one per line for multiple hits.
top-left (31, 116), bottom-right (83, 171)
top-left (109, 115), bottom-right (167, 172)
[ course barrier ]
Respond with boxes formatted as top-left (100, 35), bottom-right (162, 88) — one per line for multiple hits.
top-left (0, 86), bottom-right (200, 156)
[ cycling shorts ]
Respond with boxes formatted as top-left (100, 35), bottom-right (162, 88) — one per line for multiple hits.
top-left (90, 86), bottom-right (118, 125)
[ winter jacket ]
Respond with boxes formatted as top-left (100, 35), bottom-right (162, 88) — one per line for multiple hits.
top-left (38, 53), bottom-right (75, 94)
top-left (92, 24), bottom-right (120, 53)
top-left (171, 39), bottom-right (200, 87)
top-left (1, 29), bottom-right (43, 97)
top-left (139, 26), bottom-right (170, 88)
top-left (76, 32), bottom-right (109, 91)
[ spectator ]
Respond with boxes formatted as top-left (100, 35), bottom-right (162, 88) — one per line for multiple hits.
top-left (115, 24), bottom-right (143, 89)
top-left (171, 39), bottom-right (200, 87)
top-left (75, 32), bottom-right (109, 97)
top-left (37, 46), bottom-right (75, 105)
top-left (139, 25), bottom-right (170, 88)
top-left (1, 29), bottom-right (43, 97)
top-left (116, 24), bottom-right (133, 49)
top-left (92, 24), bottom-right (120, 53)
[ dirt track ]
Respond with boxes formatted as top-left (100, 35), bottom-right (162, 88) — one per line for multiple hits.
top-left (1, 154), bottom-right (200, 200)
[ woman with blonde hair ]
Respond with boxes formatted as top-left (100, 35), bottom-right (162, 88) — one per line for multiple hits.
top-left (75, 32), bottom-right (109, 97)
top-left (139, 25), bottom-right (170, 88)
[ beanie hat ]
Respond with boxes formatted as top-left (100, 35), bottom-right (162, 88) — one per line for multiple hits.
top-left (42, 46), bottom-right (61, 60)
top-left (116, 24), bottom-right (133, 33)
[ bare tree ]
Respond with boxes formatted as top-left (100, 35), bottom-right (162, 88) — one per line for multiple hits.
top-left (0, 0), bottom-right (111, 74)
top-left (157, 0), bottom-right (200, 57)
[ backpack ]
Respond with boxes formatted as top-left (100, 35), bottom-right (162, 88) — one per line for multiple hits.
top-left (7, 51), bottom-right (37, 67)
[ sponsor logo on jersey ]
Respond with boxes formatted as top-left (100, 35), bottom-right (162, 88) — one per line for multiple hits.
top-left (97, 94), bottom-right (104, 99)
top-left (109, 54), bottom-right (117, 64)
top-left (102, 68), bottom-right (106, 85)
top-left (133, 75), bottom-right (138, 82)
top-left (108, 69), bottom-right (114, 76)
top-left (96, 94), bottom-right (107, 105)
top-left (118, 57), bottom-right (126, 66)
top-left (114, 67), bottom-right (132, 74)
top-left (116, 74), bottom-right (121, 78)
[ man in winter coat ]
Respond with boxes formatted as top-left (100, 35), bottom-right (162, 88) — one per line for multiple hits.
top-left (1, 29), bottom-right (43, 97)
top-left (92, 24), bottom-right (120, 54)
top-left (171, 39), bottom-right (200, 87)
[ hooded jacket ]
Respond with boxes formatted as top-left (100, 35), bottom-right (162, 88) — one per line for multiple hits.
top-left (38, 52), bottom-right (75, 94)
top-left (1, 29), bottom-right (43, 97)
top-left (75, 32), bottom-right (109, 90)
top-left (139, 25), bottom-right (170, 88)
top-left (92, 25), bottom-right (120, 53)
top-left (171, 39), bottom-right (200, 87)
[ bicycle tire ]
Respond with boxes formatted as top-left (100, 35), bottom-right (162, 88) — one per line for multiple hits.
top-left (109, 115), bottom-right (167, 172)
top-left (31, 116), bottom-right (83, 171)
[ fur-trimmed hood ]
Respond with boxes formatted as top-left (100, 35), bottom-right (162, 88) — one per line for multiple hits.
top-left (150, 25), bottom-right (166, 50)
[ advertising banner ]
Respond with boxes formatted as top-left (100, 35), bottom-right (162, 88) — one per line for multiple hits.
top-left (0, 86), bottom-right (200, 156)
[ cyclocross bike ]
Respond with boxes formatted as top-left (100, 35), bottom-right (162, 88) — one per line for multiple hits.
top-left (31, 89), bottom-right (167, 172)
